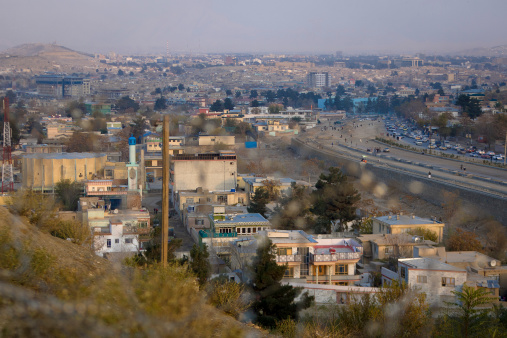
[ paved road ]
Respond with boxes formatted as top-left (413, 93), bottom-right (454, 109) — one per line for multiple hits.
top-left (301, 118), bottom-right (507, 198)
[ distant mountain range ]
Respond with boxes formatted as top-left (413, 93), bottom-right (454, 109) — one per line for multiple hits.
top-left (0, 43), bottom-right (93, 58)
top-left (451, 44), bottom-right (507, 57)
top-left (0, 43), bottom-right (98, 72)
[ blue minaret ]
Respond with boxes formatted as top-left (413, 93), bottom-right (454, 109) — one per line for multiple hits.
top-left (127, 135), bottom-right (139, 191)
top-left (128, 135), bottom-right (136, 165)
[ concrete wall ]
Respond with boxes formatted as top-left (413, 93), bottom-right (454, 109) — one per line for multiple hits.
top-left (405, 267), bottom-right (466, 306)
top-left (173, 160), bottom-right (237, 193)
top-left (22, 154), bottom-right (107, 191)
top-left (291, 138), bottom-right (507, 224)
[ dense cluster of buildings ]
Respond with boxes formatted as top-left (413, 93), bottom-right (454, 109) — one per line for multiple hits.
top-left (1, 50), bottom-right (506, 311)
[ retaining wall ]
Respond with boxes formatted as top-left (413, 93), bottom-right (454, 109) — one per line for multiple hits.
top-left (292, 138), bottom-right (507, 224)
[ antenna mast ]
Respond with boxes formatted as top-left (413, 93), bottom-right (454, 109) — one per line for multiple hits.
top-left (2, 97), bottom-right (14, 193)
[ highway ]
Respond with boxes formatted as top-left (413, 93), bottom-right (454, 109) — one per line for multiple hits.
top-left (299, 117), bottom-right (507, 198)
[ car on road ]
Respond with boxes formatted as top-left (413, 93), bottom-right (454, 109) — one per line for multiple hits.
top-left (481, 154), bottom-right (491, 159)
top-left (470, 152), bottom-right (479, 157)
top-left (428, 145), bottom-right (436, 149)
top-left (383, 148), bottom-right (390, 152)
top-left (493, 154), bottom-right (504, 161)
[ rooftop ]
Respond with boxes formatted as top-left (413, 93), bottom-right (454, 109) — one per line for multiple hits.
top-left (23, 152), bottom-right (106, 160)
top-left (375, 214), bottom-right (443, 226)
top-left (399, 257), bottom-right (466, 272)
top-left (213, 213), bottom-right (271, 226)
top-left (265, 230), bottom-right (317, 245)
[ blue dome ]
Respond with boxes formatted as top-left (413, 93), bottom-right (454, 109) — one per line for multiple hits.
top-left (128, 136), bottom-right (136, 145)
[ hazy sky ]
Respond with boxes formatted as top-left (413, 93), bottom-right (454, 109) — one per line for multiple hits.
top-left (2, 0), bottom-right (507, 55)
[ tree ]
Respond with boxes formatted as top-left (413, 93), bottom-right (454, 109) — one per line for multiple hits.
top-left (117, 69), bottom-right (124, 76)
top-left (235, 91), bottom-right (241, 98)
top-left (225, 89), bottom-right (233, 96)
top-left (439, 285), bottom-right (495, 338)
top-left (65, 132), bottom-right (105, 153)
top-left (249, 90), bottom-right (258, 99)
top-left (407, 227), bottom-right (438, 242)
top-left (447, 228), bottom-right (483, 252)
top-left (247, 187), bottom-right (270, 218)
top-left (272, 183), bottom-right (313, 231)
top-left (54, 179), bottom-right (83, 211)
top-left (116, 96), bottom-right (139, 113)
top-left (178, 83), bottom-right (185, 91)
top-left (131, 116), bottom-right (147, 141)
top-left (207, 277), bottom-right (250, 319)
top-left (190, 244), bottom-right (211, 289)
top-left (251, 239), bottom-right (313, 328)
top-left (210, 100), bottom-right (224, 112)
top-left (311, 167), bottom-right (361, 233)
top-left (250, 100), bottom-right (260, 107)
top-left (223, 97), bottom-right (234, 110)
top-left (154, 97), bottom-right (167, 111)
top-left (4, 90), bottom-right (16, 104)
top-left (268, 103), bottom-right (283, 114)
top-left (261, 179), bottom-right (281, 200)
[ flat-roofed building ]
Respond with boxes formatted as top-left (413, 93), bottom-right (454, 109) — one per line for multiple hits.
top-left (382, 257), bottom-right (467, 306)
top-left (372, 214), bottom-right (444, 242)
top-left (170, 151), bottom-right (237, 198)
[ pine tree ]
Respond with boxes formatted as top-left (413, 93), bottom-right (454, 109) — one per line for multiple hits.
top-left (190, 244), bottom-right (210, 289)
top-left (311, 167), bottom-right (361, 233)
top-left (247, 187), bottom-right (270, 218)
top-left (251, 240), bottom-right (313, 328)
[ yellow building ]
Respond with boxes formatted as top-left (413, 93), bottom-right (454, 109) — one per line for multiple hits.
top-left (22, 153), bottom-right (107, 192)
top-left (372, 214), bottom-right (445, 243)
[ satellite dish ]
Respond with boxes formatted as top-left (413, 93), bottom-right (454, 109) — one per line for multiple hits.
top-left (490, 260), bottom-right (497, 267)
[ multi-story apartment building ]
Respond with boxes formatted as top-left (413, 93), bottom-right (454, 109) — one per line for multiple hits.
top-left (307, 72), bottom-right (330, 88)
top-left (35, 75), bottom-right (90, 98)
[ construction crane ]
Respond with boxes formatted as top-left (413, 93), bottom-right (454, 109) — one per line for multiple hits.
top-left (2, 97), bottom-right (13, 193)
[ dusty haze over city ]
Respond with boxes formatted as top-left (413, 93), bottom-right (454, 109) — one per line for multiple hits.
top-left (1, 0), bottom-right (507, 55)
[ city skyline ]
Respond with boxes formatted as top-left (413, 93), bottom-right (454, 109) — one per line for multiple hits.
top-left (1, 0), bottom-right (507, 55)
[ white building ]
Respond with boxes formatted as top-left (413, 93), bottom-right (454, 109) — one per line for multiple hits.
top-left (382, 257), bottom-right (467, 306)
top-left (93, 220), bottom-right (141, 257)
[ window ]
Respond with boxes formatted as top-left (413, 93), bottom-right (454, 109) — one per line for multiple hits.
top-left (417, 275), bottom-right (427, 283)
top-left (313, 266), bottom-right (326, 276)
top-left (107, 239), bottom-right (111, 248)
top-left (207, 197), bottom-right (211, 203)
top-left (115, 239), bottom-right (119, 244)
top-left (186, 198), bottom-right (194, 204)
top-left (277, 248), bottom-right (292, 256)
top-left (238, 197), bottom-right (244, 204)
top-left (125, 238), bottom-right (133, 244)
top-left (139, 222), bottom-right (148, 228)
top-left (336, 264), bottom-right (348, 275)
top-left (384, 247), bottom-right (390, 254)
top-left (400, 267), bottom-right (406, 279)
top-left (252, 227), bottom-right (257, 233)
top-left (284, 267), bottom-right (294, 278)
top-left (195, 219), bottom-right (204, 226)
top-left (441, 277), bottom-right (455, 287)
top-left (217, 195), bottom-right (228, 204)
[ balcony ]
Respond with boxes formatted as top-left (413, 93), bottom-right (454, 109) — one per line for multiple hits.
top-left (276, 255), bottom-right (302, 263)
top-left (311, 252), bottom-right (360, 262)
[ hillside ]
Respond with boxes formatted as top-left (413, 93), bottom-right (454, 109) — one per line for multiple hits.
top-left (0, 43), bottom-right (99, 72)
top-left (452, 44), bottom-right (507, 57)
top-left (0, 206), bottom-right (261, 337)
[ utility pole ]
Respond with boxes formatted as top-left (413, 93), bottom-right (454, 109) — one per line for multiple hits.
top-left (504, 132), bottom-right (506, 166)
top-left (161, 115), bottom-right (170, 265)
top-left (2, 97), bottom-right (14, 193)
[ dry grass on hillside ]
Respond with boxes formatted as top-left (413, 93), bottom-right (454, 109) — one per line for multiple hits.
top-left (0, 206), bottom-right (263, 337)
